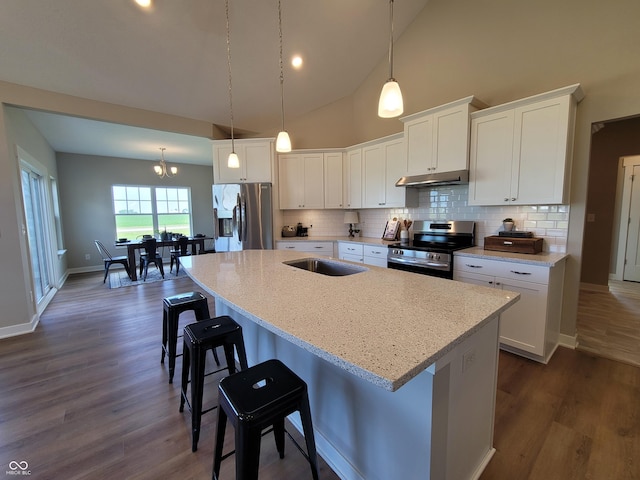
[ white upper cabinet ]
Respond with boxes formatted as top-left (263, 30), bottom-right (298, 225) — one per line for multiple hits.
top-left (213, 138), bottom-right (274, 184)
top-left (362, 134), bottom-right (418, 209)
top-left (323, 151), bottom-right (344, 209)
top-left (343, 147), bottom-right (362, 209)
top-left (401, 96), bottom-right (487, 175)
top-left (278, 152), bottom-right (325, 209)
top-left (468, 85), bottom-right (584, 206)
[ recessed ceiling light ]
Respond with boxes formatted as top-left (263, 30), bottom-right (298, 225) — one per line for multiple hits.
top-left (291, 55), bottom-right (303, 69)
top-left (135, 0), bottom-right (152, 8)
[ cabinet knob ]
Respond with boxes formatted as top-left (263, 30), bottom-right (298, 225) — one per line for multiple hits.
top-left (504, 198), bottom-right (509, 202)
top-left (511, 197), bottom-right (516, 201)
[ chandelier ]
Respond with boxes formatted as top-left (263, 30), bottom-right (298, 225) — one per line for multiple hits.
top-left (154, 147), bottom-right (177, 178)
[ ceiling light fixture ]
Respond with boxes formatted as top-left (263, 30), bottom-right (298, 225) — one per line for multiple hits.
top-left (291, 55), bottom-right (303, 69)
top-left (275, 0), bottom-right (292, 153)
top-left (225, 0), bottom-right (240, 169)
top-left (154, 147), bottom-right (177, 178)
top-left (134, 0), bottom-right (152, 8)
top-left (378, 0), bottom-right (404, 118)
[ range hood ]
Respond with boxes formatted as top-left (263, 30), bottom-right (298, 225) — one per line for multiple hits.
top-left (395, 169), bottom-right (469, 188)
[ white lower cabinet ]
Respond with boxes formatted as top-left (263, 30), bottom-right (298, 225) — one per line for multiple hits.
top-left (338, 242), bottom-right (388, 268)
top-left (338, 242), bottom-right (363, 263)
top-left (276, 241), bottom-right (333, 256)
top-left (363, 245), bottom-right (388, 267)
top-left (453, 256), bottom-right (565, 363)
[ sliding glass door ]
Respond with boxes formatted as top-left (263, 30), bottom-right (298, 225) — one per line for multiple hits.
top-left (20, 165), bottom-right (53, 305)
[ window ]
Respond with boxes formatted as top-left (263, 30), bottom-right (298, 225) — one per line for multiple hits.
top-left (112, 185), bottom-right (192, 240)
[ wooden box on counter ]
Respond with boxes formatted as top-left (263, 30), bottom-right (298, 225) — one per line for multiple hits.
top-left (483, 236), bottom-right (543, 254)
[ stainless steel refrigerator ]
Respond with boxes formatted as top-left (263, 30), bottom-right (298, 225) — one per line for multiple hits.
top-left (212, 183), bottom-right (273, 252)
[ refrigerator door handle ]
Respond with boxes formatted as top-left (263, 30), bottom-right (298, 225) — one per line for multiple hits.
top-left (236, 193), bottom-right (243, 242)
top-left (241, 193), bottom-right (248, 242)
top-left (213, 208), bottom-right (219, 240)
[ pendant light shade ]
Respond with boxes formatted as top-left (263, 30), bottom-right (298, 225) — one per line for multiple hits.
top-left (378, 0), bottom-right (404, 118)
top-left (275, 0), bottom-right (292, 152)
top-left (276, 131), bottom-right (291, 152)
top-left (227, 151), bottom-right (240, 169)
top-left (378, 80), bottom-right (404, 118)
top-left (225, 0), bottom-right (239, 168)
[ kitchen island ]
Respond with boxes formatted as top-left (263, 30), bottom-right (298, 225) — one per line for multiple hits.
top-left (181, 250), bottom-right (519, 480)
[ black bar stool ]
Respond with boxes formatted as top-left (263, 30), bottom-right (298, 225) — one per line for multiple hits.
top-left (212, 359), bottom-right (320, 480)
top-left (180, 316), bottom-right (249, 452)
top-left (162, 292), bottom-right (219, 383)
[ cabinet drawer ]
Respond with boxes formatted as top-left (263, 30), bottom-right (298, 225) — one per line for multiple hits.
top-left (498, 263), bottom-right (548, 284)
top-left (277, 241), bottom-right (333, 254)
top-left (338, 242), bottom-right (364, 257)
top-left (454, 257), bottom-right (502, 276)
top-left (455, 257), bottom-right (549, 284)
top-left (364, 245), bottom-right (387, 258)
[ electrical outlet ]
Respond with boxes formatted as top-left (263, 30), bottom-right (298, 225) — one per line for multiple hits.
top-left (85, 254), bottom-right (91, 260)
top-left (462, 350), bottom-right (476, 373)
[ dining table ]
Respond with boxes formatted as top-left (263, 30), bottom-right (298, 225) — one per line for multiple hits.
top-left (115, 236), bottom-right (209, 281)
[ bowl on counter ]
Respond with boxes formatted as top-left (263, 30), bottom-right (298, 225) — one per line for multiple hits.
top-left (281, 226), bottom-right (297, 237)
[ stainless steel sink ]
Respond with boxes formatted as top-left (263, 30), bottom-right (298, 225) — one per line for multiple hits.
top-left (283, 258), bottom-right (368, 276)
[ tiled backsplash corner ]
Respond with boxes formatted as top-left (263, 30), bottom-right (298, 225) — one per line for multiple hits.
top-left (281, 185), bottom-right (569, 253)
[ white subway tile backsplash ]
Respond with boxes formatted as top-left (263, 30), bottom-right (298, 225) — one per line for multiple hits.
top-left (283, 184), bottom-right (568, 253)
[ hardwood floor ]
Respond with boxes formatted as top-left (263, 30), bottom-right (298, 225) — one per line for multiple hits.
top-left (481, 347), bottom-right (639, 480)
top-left (576, 280), bottom-right (640, 367)
top-left (1, 272), bottom-right (638, 479)
top-left (0, 272), bottom-right (339, 480)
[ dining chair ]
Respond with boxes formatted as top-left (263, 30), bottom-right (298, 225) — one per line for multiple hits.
top-left (139, 238), bottom-right (165, 281)
top-left (170, 236), bottom-right (191, 275)
top-left (94, 240), bottom-right (131, 283)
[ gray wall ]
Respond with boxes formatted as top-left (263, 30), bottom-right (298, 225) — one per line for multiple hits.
top-left (56, 152), bottom-right (214, 270)
top-left (0, 107), bottom-right (65, 330)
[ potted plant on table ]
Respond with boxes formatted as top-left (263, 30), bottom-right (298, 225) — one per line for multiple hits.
top-left (502, 218), bottom-right (515, 232)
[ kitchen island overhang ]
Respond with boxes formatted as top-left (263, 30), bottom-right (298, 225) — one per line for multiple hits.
top-left (181, 251), bottom-right (519, 480)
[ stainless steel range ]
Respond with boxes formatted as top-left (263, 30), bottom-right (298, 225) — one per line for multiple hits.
top-left (387, 220), bottom-right (475, 278)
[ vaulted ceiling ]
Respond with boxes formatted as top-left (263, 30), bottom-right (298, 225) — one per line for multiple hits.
top-left (1, 0), bottom-right (429, 164)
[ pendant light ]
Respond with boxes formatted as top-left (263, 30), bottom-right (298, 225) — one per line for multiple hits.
top-left (378, 0), bottom-right (404, 118)
top-left (225, 0), bottom-right (240, 168)
top-left (154, 147), bottom-right (177, 178)
top-left (275, 0), bottom-right (292, 152)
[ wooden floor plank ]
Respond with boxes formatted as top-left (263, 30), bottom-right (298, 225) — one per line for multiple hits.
top-left (1, 272), bottom-right (639, 479)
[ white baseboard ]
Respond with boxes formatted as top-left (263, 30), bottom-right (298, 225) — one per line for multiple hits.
top-left (67, 265), bottom-right (106, 275)
top-left (559, 333), bottom-right (577, 349)
top-left (0, 314), bottom-right (39, 340)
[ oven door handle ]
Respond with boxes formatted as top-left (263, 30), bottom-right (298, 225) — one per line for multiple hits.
top-left (388, 256), bottom-right (450, 269)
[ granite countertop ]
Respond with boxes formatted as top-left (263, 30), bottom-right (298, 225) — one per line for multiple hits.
top-left (276, 235), bottom-right (394, 247)
top-left (455, 247), bottom-right (568, 267)
top-left (181, 250), bottom-right (518, 391)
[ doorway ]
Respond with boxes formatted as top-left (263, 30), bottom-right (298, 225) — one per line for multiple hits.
top-left (614, 155), bottom-right (640, 282)
top-left (578, 116), bottom-right (640, 367)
